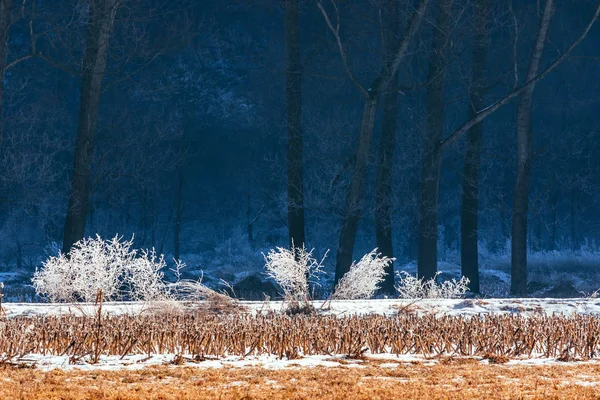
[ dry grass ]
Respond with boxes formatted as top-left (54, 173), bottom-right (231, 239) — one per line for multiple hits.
top-left (2, 313), bottom-right (600, 363)
top-left (1, 361), bottom-right (600, 399)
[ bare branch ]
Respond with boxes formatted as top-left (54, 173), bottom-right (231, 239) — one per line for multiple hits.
top-left (440, 1), bottom-right (600, 153)
top-left (317, 0), bottom-right (368, 97)
top-left (369, 0), bottom-right (429, 96)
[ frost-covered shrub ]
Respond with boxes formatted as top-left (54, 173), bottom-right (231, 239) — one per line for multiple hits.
top-left (122, 249), bottom-right (172, 301)
top-left (332, 249), bottom-right (393, 300)
top-left (396, 271), bottom-right (470, 299)
top-left (32, 235), bottom-right (171, 302)
top-left (263, 244), bottom-right (326, 307)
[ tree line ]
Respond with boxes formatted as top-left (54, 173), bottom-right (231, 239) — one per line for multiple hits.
top-left (0, 1), bottom-right (598, 296)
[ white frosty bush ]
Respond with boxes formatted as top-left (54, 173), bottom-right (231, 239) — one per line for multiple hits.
top-left (32, 235), bottom-right (171, 302)
top-left (332, 249), bottom-right (394, 300)
top-left (395, 271), bottom-right (470, 299)
top-left (263, 244), bottom-right (326, 306)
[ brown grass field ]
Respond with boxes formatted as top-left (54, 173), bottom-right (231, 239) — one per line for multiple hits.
top-left (3, 312), bottom-right (600, 360)
top-left (1, 360), bottom-right (600, 399)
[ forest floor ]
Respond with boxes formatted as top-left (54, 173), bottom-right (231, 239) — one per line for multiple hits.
top-left (2, 360), bottom-right (600, 399)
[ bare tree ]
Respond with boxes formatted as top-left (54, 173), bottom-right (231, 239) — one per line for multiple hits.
top-left (511, 0), bottom-right (555, 295)
top-left (460, 0), bottom-right (489, 294)
top-left (0, 0), bottom-right (10, 139)
top-left (318, 0), bottom-right (430, 285)
top-left (417, 0), bottom-right (454, 281)
top-left (285, 0), bottom-right (305, 250)
top-left (376, 0), bottom-right (401, 294)
top-left (62, 0), bottom-right (120, 254)
top-left (414, 0), bottom-right (600, 284)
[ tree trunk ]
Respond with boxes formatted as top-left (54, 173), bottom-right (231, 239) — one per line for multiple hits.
top-left (0, 0), bottom-right (11, 140)
top-left (376, 0), bottom-right (400, 295)
top-left (460, 0), bottom-right (488, 294)
top-left (511, 0), bottom-right (555, 296)
top-left (570, 188), bottom-right (577, 251)
top-left (548, 186), bottom-right (558, 250)
top-left (174, 167), bottom-right (183, 260)
top-left (62, 0), bottom-right (119, 254)
top-left (417, 0), bottom-right (453, 281)
top-left (284, 0), bottom-right (306, 250)
top-left (335, 97), bottom-right (379, 282)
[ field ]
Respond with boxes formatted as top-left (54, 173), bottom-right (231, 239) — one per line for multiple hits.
top-left (2, 299), bottom-right (600, 399)
top-left (2, 361), bottom-right (600, 399)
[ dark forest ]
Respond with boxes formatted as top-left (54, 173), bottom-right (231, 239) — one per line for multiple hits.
top-left (1, 0), bottom-right (600, 299)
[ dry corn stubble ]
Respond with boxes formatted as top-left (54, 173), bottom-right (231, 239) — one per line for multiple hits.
top-left (1, 312), bottom-right (600, 363)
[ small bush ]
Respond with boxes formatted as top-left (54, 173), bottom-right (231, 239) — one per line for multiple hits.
top-left (396, 271), bottom-right (470, 299)
top-left (32, 235), bottom-right (171, 302)
top-left (332, 249), bottom-right (394, 300)
top-left (263, 244), bottom-right (326, 310)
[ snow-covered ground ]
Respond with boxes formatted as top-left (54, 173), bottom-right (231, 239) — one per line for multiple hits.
top-left (10, 352), bottom-right (600, 373)
top-left (3, 297), bottom-right (600, 318)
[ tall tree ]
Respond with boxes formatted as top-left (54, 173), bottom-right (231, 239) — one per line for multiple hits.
top-left (511, 0), bottom-right (555, 295)
top-left (0, 0), bottom-right (11, 138)
top-left (318, 0), bottom-right (429, 285)
top-left (173, 166), bottom-right (184, 260)
top-left (460, 0), bottom-right (489, 294)
top-left (375, 0), bottom-right (401, 294)
top-left (62, 0), bottom-right (120, 254)
top-left (417, 0), bottom-right (454, 280)
top-left (419, 0), bottom-right (600, 283)
top-left (284, 0), bottom-right (306, 249)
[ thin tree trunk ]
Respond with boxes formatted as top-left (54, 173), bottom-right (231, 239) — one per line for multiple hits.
top-left (336, 97), bottom-right (379, 282)
top-left (247, 192), bottom-right (254, 246)
top-left (417, 0), bottom-right (453, 281)
top-left (548, 188), bottom-right (558, 250)
top-left (174, 167), bottom-right (183, 260)
top-left (460, 0), bottom-right (488, 294)
top-left (62, 0), bottom-right (119, 254)
top-left (285, 0), bottom-right (306, 250)
top-left (376, 0), bottom-right (400, 295)
top-left (328, 0), bottom-right (429, 285)
top-left (570, 188), bottom-right (577, 251)
top-left (511, 0), bottom-right (555, 296)
top-left (0, 0), bottom-right (12, 141)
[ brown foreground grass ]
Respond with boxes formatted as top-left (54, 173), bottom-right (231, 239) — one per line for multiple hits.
top-left (1, 360), bottom-right (600, 399)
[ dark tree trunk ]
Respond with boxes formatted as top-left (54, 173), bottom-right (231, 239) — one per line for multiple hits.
top-left (511, 0), bottom-right (555, 296)
top-left (548, 188), bottom-right (558, 251)
top-left (570, 188), bottom-right (577, 251)
top-left (376, 0), bottom-right (400, 295)
top-left (460, 0), bottom-right (488, 294)
top-left (174, 167), bottom-right (183, 260)
top-left (246, 192), bottom-right (254, 247)
top-left (62, 0), bottom-right (119, 254)
top-left (0, 0), bottom-right (11, 139)
top-left (417, 0), bottom-right (453, 281)
top-left (284, 0), bottom-right (306, 250)
top-left (335, 98), bottom-right (379, 282)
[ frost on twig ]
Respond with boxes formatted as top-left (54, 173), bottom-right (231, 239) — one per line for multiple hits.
top-left (395, 271), bottom-right (470, 299)
top-left (331, 249), bottom-right (394, 300)
top-left (263, 244), bottom-right (327, 312)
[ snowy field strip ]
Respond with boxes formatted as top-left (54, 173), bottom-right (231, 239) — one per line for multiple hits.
top-left (3, 297), bottom-right (600, 318)
top-left (10, 352), bottom-right (600, 372)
